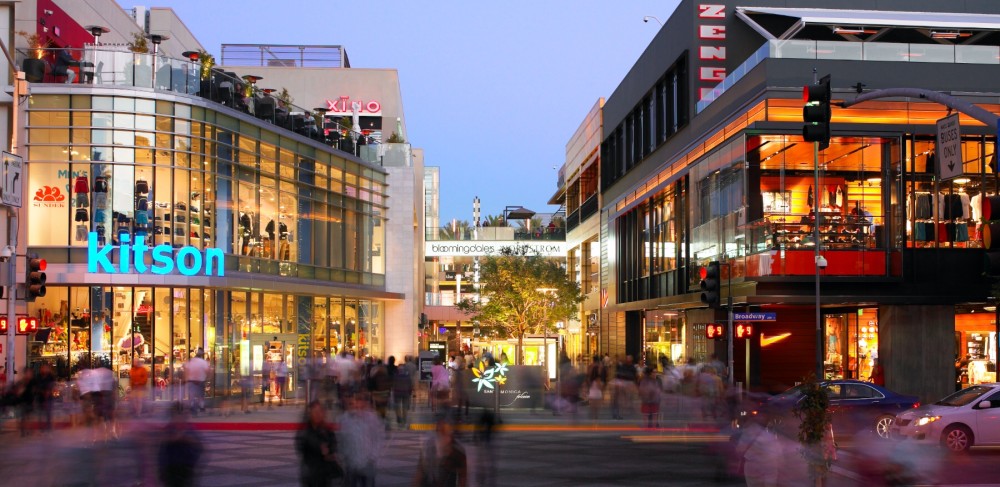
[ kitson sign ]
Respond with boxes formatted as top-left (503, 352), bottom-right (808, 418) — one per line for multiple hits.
top-left (87, 232), bottom-right (225, 277)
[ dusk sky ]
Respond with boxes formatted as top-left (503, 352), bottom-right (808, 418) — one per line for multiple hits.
top-left (129, 0), bottom-right (682, 226)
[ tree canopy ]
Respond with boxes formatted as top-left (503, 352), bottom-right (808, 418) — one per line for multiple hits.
top-left (457, 245), bottom-right (582, 364)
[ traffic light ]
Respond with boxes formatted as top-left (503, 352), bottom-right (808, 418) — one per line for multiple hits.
top-left (700, 261), bottom-right (721, 309)
top-left (418, 312), bottom-right (428, 330)
top-left (25, 254), bottom-right (46, 302)
top-left (803, 75), bottom-right (832, 150)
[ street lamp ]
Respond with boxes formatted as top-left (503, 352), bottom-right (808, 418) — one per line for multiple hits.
top-left (643, 16), bottom-right (663, 26)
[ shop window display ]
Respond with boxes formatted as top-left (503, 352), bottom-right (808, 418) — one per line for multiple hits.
top-left (753, 135), bottom-right (888, 252)
top-left (905, 138), bottom-right (991, 249)
top-left (824, 309), bottom-right (879, 381)
top-left (955, 306), bottom-right (998, 387)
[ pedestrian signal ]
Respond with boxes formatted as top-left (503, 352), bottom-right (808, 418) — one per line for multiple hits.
top-left (706, 323), bottom-right (726, 340)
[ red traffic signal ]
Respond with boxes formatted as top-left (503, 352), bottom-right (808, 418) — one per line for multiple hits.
top-left (735, 323), bottom-right (754, 339)
top-left (706, 323), bottom-right (726, 339)
top-left (25, 255), bottom-right (47, 302)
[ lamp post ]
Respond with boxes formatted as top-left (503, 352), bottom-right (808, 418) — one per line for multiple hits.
top-left (643, 16), bottom-right (663, 26)
top-left (85, 25), bottom-right (110, 45)
top-left (146, 34), bottom-right (170, 89)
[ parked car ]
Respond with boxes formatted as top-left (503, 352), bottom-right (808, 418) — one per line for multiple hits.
top-left (892, 383), bottom-right (1000, 452)
top-left (750, 380), bottom-right (919, 439)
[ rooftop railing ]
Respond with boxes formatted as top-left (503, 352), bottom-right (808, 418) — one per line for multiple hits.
top-left (16, 46), bottom-right (382, 164)
top-left (697, 40), bottom-right (1000, 113)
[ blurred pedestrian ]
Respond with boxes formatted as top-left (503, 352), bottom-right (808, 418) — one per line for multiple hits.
top-left (94, 363), bottom-right (117, 440)
top-left (392, 355), bottom-right (415, 427)
top-left (339, 394), bottom-right (384, 486)
top-left (696, 365), bottom-right (724, 420)
top-left (15, 368), bottom-right (35, 437)
top-left (870, 358), bottom-right (885, 386)
top-left (184, 348), bottom-right (210, 414)
top-left (430, 357), bottom-right (451, 414)
top-left (639, 367), bottom-right (661, 428)
top-left (158, 402), bottom-right (204, 487)
top-left (130, 358), bottom-right (150, 416)
top-left (275, 359), bottom-right (289, 406)
top-left (414, 418), bottom-right (468, 487)
top-left (611, 355), bottom-right (637, 420)
top-left (34, 362), bottom-right (56, 432)
top-left (369, 359), bottom-right (391, 423)
top-left (735, 409), bottom-right (782, 487)
top-left (295, 400), bottom-right (341, 486)
top-left (260, 359), bottom-right (272, 407)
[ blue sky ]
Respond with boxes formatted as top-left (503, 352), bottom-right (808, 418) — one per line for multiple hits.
top-left (131, 1), bottom-right (681, 225)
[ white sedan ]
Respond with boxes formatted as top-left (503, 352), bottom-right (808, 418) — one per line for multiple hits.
top-left (892, 383), bottom-right (1000, 452)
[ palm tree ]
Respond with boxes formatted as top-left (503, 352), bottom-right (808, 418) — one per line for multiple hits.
top-left (440, 219), bottom-right (471, 240)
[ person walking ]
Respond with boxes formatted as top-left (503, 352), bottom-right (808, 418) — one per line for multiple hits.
top-left (295, 400), bottom-right (341, 486)
top-left (158, 403), bottom-right (204, 487)
top-left (611, 355), bottom-right (637, 420)
top-left (369, 359), bottom-right (391, 423)
top-left (339, 394), bottom-right (384, 487)
top-left (430, 357), bottom-right (451, 415)
top-left (130, 358), bottom-right (150, 416)
top-left (184, 348), bottom-right (210, 414)
top-left (275, 359), bottom-right (289, 406)
top-left (639, 367), bottom-right (662, 428)
top-left (391, 355), bottom-right (415, 428)
top-left (414, 418), bottom-right (468, 487)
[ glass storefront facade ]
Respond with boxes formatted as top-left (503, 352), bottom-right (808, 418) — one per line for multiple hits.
top-left (23, 92), bottom-right (390, 398)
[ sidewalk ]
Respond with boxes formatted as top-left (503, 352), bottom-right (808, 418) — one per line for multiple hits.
top-left (2, 391), bottom-right (727, 434)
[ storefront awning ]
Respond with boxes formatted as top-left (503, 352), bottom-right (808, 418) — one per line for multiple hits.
top-left (736, 6), bottom-right (1000, 41)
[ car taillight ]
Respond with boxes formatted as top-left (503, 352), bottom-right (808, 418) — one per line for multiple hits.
top-left (912, 402), bottom-right (920, 408)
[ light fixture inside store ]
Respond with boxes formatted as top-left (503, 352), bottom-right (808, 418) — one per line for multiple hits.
top-left (833, 26), bottom-right (877, 35)
top-left (953, 177), bottom-right (971, 184)
top-left (931, 31), bottom-right (969, 39)
top-left (866, 177), bottom-right (881, 185)
top-left (985, 305), bottom-right (997, 312)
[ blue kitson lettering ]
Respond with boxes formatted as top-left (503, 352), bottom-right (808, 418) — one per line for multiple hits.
top-left (87, 232), bottom-right (224, 276)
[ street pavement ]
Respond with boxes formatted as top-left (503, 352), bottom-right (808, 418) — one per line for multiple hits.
top-left (1, 394), bottom-right (997, 486)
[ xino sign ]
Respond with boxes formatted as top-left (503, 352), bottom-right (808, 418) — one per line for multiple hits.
top-left (426, 241), bottom-right (566, 257)
top-left (87, 233), bottom-right (225, 276)
top-left (697, 4), bottom-right (727, 101)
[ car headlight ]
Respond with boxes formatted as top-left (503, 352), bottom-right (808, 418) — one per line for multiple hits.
top-left (916, 416), bottom-right (941, 426)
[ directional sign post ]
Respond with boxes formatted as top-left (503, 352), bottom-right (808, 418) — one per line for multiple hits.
top-left (1, 152), bottom-right (22, 208)
top-left (733, 312), bottom-right (777, 321)
top-left (936, 113), bottom-right (962, 181)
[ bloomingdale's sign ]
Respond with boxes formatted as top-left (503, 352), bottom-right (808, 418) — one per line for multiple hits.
top-left (425, 241), bottom-right (567, 257)
top-left (87, 232), bottom-right (225, 276)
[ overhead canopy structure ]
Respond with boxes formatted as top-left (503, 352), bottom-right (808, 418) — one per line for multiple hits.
top-left (504, 206), bottom-right (536, 220)
top-left (736, 6), bottom-right (1000, 43)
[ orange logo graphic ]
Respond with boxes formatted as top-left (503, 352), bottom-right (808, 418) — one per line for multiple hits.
top-left (34, 186), bottom-right (66, 202)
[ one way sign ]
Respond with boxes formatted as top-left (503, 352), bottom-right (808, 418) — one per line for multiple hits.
top-left (936, 113), bottom-right (962, 181)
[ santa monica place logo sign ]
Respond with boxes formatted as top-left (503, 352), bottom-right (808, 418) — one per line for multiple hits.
top-left (87, 232), bottom-right (225, 277)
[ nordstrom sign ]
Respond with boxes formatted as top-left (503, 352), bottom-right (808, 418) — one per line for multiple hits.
top-left (87, 232), bottom-right (225, 276)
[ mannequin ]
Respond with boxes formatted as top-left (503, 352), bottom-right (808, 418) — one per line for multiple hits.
top-left (239, 211), bottom-right (253, 255)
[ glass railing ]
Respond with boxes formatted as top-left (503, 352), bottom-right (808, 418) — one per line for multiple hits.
top-left (16, 46), bottom-right (384, 161)
top-left (697, 40), bottom-right (1000, 113)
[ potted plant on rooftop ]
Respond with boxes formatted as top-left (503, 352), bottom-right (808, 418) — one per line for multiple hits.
top-left (17, 30), bottom-right (47, 82)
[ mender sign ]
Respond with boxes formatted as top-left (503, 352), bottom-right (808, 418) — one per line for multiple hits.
top-left (425, 241), bottom-right (567, 257)
top-left (87, 232), bottom-right (224, 276)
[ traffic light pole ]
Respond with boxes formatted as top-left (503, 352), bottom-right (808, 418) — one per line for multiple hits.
top-left (5, 214), bottom-right (15, 382)
top-left (813, 141), bottom-right (823, 380)
top-left (0, 36), bottom-right (23, 382)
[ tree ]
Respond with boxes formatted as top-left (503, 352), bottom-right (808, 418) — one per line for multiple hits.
top-left (440, 219), bottom-right (471, 240)
top-left (793, 374), bottom-right (834, 486)
top-left (457, 246), bottom-right (582, 364)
